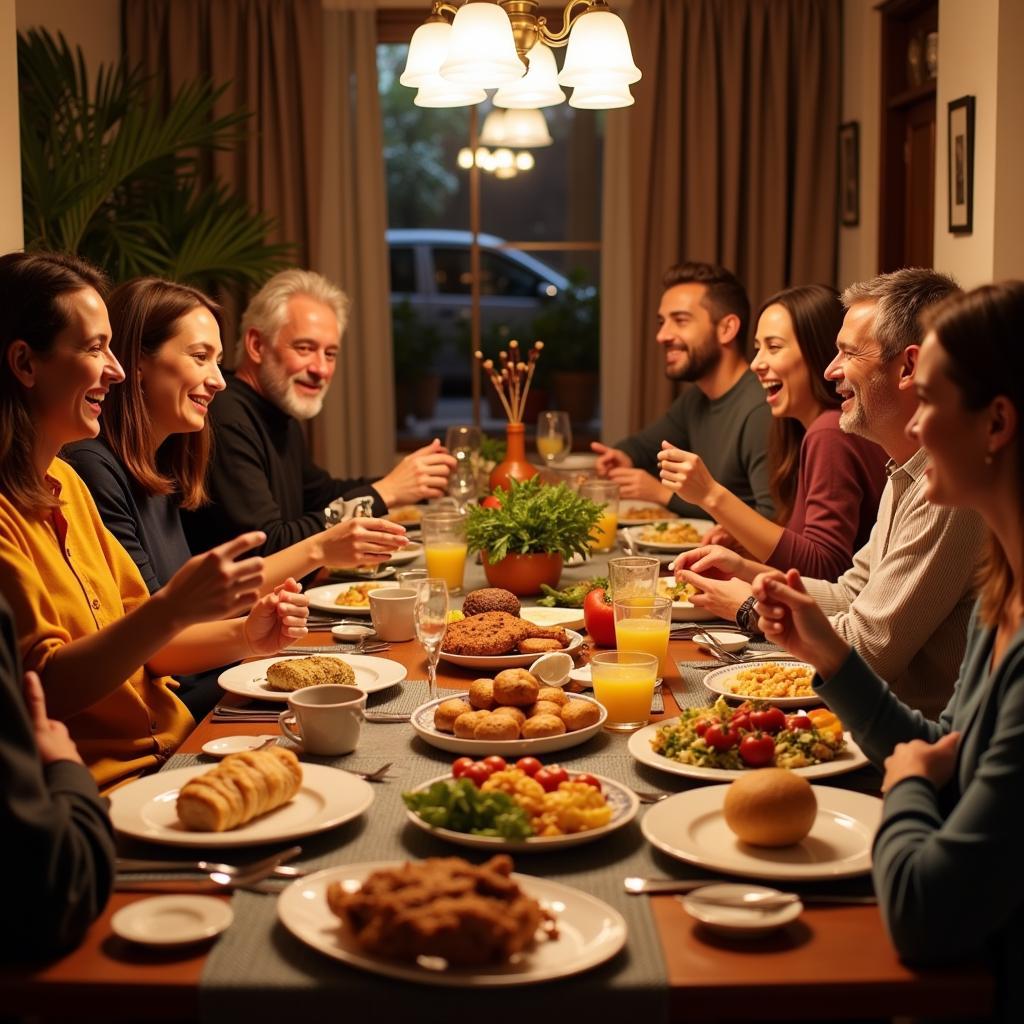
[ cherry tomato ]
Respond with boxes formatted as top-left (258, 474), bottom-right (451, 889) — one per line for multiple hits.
top-left (462, 762), bottom-right (493, 787)
top-left (573, 772), bottom-right (602, 792)
top-left (739, 732), bottom-right (776, 767)
top-left (515, 756), bottom-right (542, 777)
top-left (482, 755), bottom-right (507, 772)
top-left (452, 756), bottom-right (474, 778)
top-left (534, 764), bottom-right (570, 792)
top-left (734, 701), bottom-right (754, 714)
top-left (694, 717), bottom-right (716, 737)
top-left (730, 712), bottom-right (752, 733)
top-left (750, 706), bottom-right (787, 734)
top-left (786, 713), bottom-right (814, 732)
top-left (480, 495), bottom-right (502, 510)
top-left (704, 723), bottom-right (740, 751)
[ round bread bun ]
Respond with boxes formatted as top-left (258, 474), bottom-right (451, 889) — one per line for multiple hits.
top-left (560, 699), bottom-right (601, 732)
top-left (461, 587), bottom-right (521, 618)
top-left (453, 709), bottom-right (491, 739)
top-left (536, 686), bottom-right (568, 707)
top-left (526, 700), bottom-right (563, 719)
top-left (468, 678), bottom-right (496, 710)
top-left (723, 769), bottom-right (818, 847)
top-left (493, 668), bottom-right (539, 707)
top-left (474, 714), bottom-right (520, 741)
top-left (522, 713), bottom-right (566, 738)
top-left (433, 698), bottom-right (472, 733)
top-left (491, 705), bottom-right (526, 729)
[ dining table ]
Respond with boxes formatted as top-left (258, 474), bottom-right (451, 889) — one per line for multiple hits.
top-left (0, 541), bottom-right (994, 1022)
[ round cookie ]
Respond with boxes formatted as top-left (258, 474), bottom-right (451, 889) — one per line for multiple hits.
top-left (434, 698), bottom-right (472, 733)
top-left (474, 714), bottom-right (520, 741)
top-left (522, 713), bottom-right (566, 738)
top-left (561, 699), bottom-right (602, 732)
top-left (493, 668), bottom-right (539, 707)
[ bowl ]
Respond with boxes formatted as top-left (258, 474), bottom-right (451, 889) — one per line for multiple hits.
top-left (331, 624), bottom-right (377, 642)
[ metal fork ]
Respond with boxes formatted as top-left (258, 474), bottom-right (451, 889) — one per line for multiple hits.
top-left (631, 787), bottom-right (671, 804)
top-left (348, 761), bottom-right (393, 782)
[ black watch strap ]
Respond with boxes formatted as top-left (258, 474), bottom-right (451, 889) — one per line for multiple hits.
top-left (736, 595), bottom-right (758, 633)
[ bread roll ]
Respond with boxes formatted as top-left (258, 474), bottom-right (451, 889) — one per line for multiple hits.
top-left (493, 669), bottom-right (539, 707)
top-left (522, 713), bottom-right (566, 738)
top-left (723, 768), bottom-right (817, 847)
top-left (434, 698), bottom-right (472, 732)
top-left (560, 699), bottom-right (601, 732)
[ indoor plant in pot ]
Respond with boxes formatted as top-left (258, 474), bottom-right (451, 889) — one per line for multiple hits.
top-left (465, 476), bottom-right (604, 596)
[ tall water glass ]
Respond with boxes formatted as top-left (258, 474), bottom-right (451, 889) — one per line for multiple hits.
top-left (421, 509), bottom-right (468, 594)
top-left (414, 578), bottom-right (449, 702)
top-left (608, 556), bottom-right (661, 601)
top-left (579, 479), bottom-right (619, 552)
top-left (397, 568), bottom-right (428, 588)
top-left (536, 410), bottom-right (572, 466)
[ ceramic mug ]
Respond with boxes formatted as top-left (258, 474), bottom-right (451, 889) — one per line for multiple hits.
top-left (368, 587), bottom-right (418, 642)
top-left (278, 684), bottom-right (365, 756)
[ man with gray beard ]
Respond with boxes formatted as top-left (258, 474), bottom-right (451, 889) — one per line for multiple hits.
top-left (182, 269), bottom-right (455, 559)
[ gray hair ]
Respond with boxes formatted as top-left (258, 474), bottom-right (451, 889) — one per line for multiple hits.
top-left (841, 268), bottom-right (960, 362)
top-left (239, 269), bottom-right (349, 357)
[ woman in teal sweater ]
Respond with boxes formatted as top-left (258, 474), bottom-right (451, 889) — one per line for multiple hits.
top-left (751, 281), bottom-right (1024, 1019)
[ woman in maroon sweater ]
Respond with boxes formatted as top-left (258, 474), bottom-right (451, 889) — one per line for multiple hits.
top-left (658, 285), bottom-right (887, 581)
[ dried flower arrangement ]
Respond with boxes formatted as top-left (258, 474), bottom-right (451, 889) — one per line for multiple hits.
top-left (474, 340), bottom-right (544, 423)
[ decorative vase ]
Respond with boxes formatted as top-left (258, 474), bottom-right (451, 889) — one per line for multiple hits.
top-left (489, 422), bottom-right (539, 493)
top-left (482, 550), bottom-right (563, 596)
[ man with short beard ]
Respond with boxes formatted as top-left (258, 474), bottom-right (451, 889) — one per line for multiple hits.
top-left (591, 262), bottom-right (774, 519)
top-left (182, 269), bottom-right (455, 559)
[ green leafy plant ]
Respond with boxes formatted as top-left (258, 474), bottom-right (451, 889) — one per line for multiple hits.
top-left (531, 269), bottom-right (599, 373)
top-left (465, 476), bottom-right (604, 562)
top-left (18, 28), bottom-right (292, 286)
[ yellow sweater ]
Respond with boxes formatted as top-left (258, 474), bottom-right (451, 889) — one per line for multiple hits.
top-left (0, 458), bottom-right (193, 792)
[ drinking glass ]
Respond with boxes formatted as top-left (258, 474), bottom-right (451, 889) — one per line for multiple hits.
top-left (590, 651), bottom-right (659, 732)
top-left (608, 556), bottom-right (661, 601)
top-left (414, 578), bottom-right (449, 703)
top-left (397, 568), bottom-right (429, 587)
top-left (614, 596), bottom-right (673, 672)
top-left (579, 479), bottom-right (620, 552)
top-left (536, 410), bottom-right (571, 466)
top-left (447, 459), bottom-right (479, 509)
top-left (421, 509), bottom-right (468, 594)
top-left (445, 424), bottom-right (482, 461)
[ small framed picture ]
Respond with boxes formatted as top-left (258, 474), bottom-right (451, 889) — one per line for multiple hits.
top-left (839, 122), bottom-right (859, 227)
top-left (947, 95), bottom-right (975, 234)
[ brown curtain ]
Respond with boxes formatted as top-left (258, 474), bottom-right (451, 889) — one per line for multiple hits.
top-left (601, 0), bottom-right (840, 436)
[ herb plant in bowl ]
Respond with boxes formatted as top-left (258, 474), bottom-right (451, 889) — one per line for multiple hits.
top-left (465, 477), bottom-right (605, 596)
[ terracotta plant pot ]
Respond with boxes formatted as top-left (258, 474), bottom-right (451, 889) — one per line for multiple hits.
top-left (489, 422), bottom-right (539, 493)
top-left (481, 550), bottom-right (563, 596)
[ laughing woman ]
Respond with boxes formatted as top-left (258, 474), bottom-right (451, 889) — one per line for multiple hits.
top-left (0, 251), bottom-right (309, 792)
top-left (752, 282), bottom-right (1024, 1018)
top-left (659, 285), bottom-right (887, 583)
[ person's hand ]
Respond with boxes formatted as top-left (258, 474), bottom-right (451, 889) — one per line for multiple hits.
top-left (374, 439), bottom-right (457, 506)
top-left (321, 518), bottom-right (407, 568)
top-left (242, 578), bottom-right (310, 656)
top-left (675, 570), bottom-right (752, 621)
top-left (752, 568), bottom-right (850, 677)
top-left (701, 524), bottom-right (741, 549)
top-left (24, 671), bottom-right (83, 766)
top-left (671, 544), bottom-right (748, 581)
top-left (590, 442), bottom-right (632, 477)
top-left (161, 532), bottom-right (266, 626)
top-left (882, 732), bottom-right (961, 793)
top-left (657, 442), bottom-right (718, 507)
top-left (607, 466), bottom-right (672, 504)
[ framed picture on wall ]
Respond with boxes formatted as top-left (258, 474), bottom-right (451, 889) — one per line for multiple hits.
top-left (947, 95), bottom-right (975, 234)
top-left (839, 122), bottom-right (859, 227)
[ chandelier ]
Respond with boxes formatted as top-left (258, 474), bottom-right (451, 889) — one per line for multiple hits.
top-left (456, 106), bottom-right (550, 178)
top-left (400, 0), bottom-right (640, 110)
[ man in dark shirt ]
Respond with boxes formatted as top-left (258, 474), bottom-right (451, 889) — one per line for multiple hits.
top-left (183, 269), bottom-right (456, 556)
top-left (592, 262), bottom-right (774, 521)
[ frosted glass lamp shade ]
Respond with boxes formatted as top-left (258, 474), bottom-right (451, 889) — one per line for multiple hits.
top-left (479, 110), bottom-right (508, 146)
top-left (568, 81), bottom-right (636, 109)
top-left (493, 42), bottom-right (566, 108)
top-left (558, 10), bottom-right (641, 88)
top-left (415, 74), bottom-right (487, 108)
top-left (440, 2), bottom-right (526, 88)
top-left (501, 108), bottom-right (552, 147)
top-left (400, 21), bottom-right (452, 87)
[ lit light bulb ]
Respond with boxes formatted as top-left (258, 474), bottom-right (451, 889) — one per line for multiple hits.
top-left (457, 147), bottom-right (475, 169)
top-left (493, 148), bottom-right (514, 170)
top-left (514, 151), bottom-right (535, 171)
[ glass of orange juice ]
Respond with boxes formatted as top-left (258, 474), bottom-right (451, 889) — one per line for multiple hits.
top-left (536, 410), bottom-right (572, 466)
top-left (590, 651), bottom-right (659, 731)
top-left (579, 479), bottom-right (619, 552)
top-left (613, 596), bottom-right (672, 674)
top-left (421, 509), bottom-right (468, 594)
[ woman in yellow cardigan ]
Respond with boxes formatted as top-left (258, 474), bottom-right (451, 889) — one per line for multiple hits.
top-left (0, 250), bottom-right (309, 792)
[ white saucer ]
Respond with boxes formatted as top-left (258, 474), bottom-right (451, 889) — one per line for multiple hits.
top-left (201, 735), bottom-right (276, 759)
top-left (111, 895), bottom-right (233, 946)
top-left (330, 624), bottom-right (376, 641)
top-left (679, 885), bottom-right (803, 937)
top-left (569, 664), bottom-right (592, 685)
top-left (694, 630), bottom-right (749, 654)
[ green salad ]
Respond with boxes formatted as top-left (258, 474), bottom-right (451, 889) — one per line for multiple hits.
top-left (402, 778), bottom-right (533, 839)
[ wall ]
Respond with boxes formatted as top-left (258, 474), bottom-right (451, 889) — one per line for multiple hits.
top-left (15, 0), bottom-right (120, 69)
top-left (0, 0), bottom-right (22, 252)
top-left (990, 0), bottom-right (1024, 280)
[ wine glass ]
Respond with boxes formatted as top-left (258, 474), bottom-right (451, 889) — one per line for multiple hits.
top-left (414, 578), bottom-right (449, 702)
top-left (445, 424), bottom-right (482, 462)
top-left (536, 410), bottom-right (571, 466)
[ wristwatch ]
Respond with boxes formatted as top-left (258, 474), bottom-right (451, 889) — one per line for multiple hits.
top-left (735, 595), bottom-right (761, 635)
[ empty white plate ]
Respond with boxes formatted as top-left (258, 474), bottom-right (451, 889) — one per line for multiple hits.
top-left (201, 735), bottom-right (277, 759)
top-left (111, 895), bottom-right (233, 946)
top-left (679, 884), bottom-right (803, 937)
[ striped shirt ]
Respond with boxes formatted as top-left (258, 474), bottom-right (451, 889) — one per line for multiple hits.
top-left (803, 448), bottom-right (985, 719)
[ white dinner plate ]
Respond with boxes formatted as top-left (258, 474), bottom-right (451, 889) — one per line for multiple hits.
top-left (679, 884), bottom-right (803, 936)
top-left (693, 631), bottom-right (749, 655)
top-left (385, 542), bottom-right (423, 566)
top-left (201, 734), bottom-right (277, 759)
top-left (641, 785), bottom-right (882, 880)
top-left (111, 895), bottom-right (234, 946)
top-left (439, 629), bottom-right (585, 671)
top-left (627, 721), bottom-right (868, 782)
top-left (277, 863), bottom-right (626, 985)
top-left (627, 519), bottom-right (715, 552)
top-left (519, 607), bottom-right (585, 631)
top-left (411, 692), bottom-right (606, 756)
top-left (618, 501), bottom-right (679, 527)
top-left (702, 662), bottom-right (821, 709)
top-left (218, 654), bottom-right (406, 703)
top-left (404, 773), bottom-right (639, 852)
top-left (109, 764), bottom-right (374, 848)
top-left (306, 581), bottom-right (399, 615)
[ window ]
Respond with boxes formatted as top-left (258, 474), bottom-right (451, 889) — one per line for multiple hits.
top-left (389, 246), bottom-right (416, 294)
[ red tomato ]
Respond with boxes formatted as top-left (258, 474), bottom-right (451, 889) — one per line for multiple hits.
top-left (786, 713), bottom-right (814, 732)
top-left (705, 723), bottom-right (740, 751)
top-left (480, 495), bottom-right (502, 510)
top-left (515, 756), bottom-right (542, 776)
top-left (583, 587), bottom-right (617, 647)
top-left (739, 732), bottom-right (776, 767)
top-left (452, 756), bottom-right (474, 778)
top-left (694, 717), bottom-right (716, 737)
top-left (482, 755), bottom-right (507, 772)
top-left (462, 762), bottom-right (493, 787)
top-left (534, 764), bottom-right (570, 792)
top-left (730, 712), bottom-right (752, 733)
top-left (573, 772), bottom-right (602, 792)
top-left (750, 706), bottom-right (787, 734)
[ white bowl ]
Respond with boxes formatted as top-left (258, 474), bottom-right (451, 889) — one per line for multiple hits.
top-left (529, 651), bottom-right (574, 687)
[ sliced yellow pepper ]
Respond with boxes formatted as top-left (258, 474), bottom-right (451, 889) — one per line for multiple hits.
top-left (807, 708), bottom-right (844, 739)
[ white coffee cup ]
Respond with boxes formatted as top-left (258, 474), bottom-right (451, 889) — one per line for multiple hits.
top-left (368, 587), bottom-right (418, 642)
top-left (278, 684), bottom-right (365, 756)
